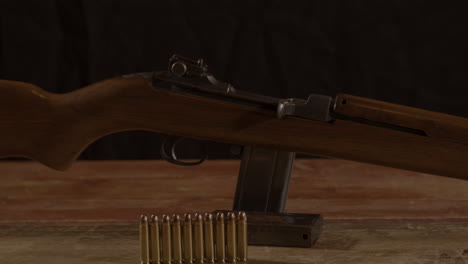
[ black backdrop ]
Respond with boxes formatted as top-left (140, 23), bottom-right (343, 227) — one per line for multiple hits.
top-left (1, 0), bottom-right (467, 160)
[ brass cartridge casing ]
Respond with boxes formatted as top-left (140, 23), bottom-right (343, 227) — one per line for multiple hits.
top-left (140, 215), bottom-right (150, 264)
top-left (237, 212), bottom-right (248, 262)
top-left (215, 213), bottom-right (225, 263)
top-left (193, 214), bottom-right (204, 264)
top-left (149, 215), bottom-right (160, 264)
top-left (140, 212), bottom-right (247, 264)
top-left (183, 214), bottom-right (193, 263)
top-left (226, 213), bottom-right (237, 262)
top-left (161, 215), bottom-right (172, 264)
top-left (204, 213), bottom-right (215, 263)
top-left (172, 215), bottom-right (183, 264)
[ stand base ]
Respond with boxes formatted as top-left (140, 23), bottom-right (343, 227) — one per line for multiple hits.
top-left (214, 210), bottom-right (323, 248)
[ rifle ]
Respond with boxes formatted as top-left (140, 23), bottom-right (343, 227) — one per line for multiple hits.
top-left (1, 55), bottom-right (468, 181)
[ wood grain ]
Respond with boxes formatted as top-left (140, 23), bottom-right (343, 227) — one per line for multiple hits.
top-left (0, 222), bottom-right (467, 264)
top-left (1, 74), bottom-right (468, 180)
top-left (335, 93), bottom-right (468, 144)
top-left (1, 159), bottom-right (467, 223)
top-left (1, 160), bottom-right (467, 263)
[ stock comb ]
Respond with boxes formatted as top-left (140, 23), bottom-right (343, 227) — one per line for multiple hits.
top-left (140, 212), bottom-right (248, 264)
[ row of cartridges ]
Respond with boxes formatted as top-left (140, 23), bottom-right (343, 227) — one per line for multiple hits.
top-left (140, 212), bottom-right (248, 264)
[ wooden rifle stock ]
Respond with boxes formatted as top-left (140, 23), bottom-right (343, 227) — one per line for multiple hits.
top-left (1, 73), bottom-right (468, 180)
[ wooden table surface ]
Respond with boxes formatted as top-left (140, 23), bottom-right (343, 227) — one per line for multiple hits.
top-left (1, 159), bottom-right (468, 263)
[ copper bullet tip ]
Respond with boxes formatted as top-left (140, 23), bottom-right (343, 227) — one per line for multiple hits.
top-left (162, 215), bottom-right (170, 222)
top-left (173, 214), bottom-right (181, 221)
top-left (140, 215), bottom-right (148, 223)
top-left (184, 213), bottom-right (192, 221)
top-left (195, 213), bottom-right (203, 221)
top-left (205, 213), bottom-right (213, 221)
top-left (238, 211), bottom-right (247, 220)
top-left (216, 212), bottom-right (224, 221)
top-left (227, 212), bottom-right (235, 220)
top-left (150, 215), bottom-right (158, 222)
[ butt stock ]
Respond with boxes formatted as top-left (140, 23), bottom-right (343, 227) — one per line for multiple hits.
top-left (0, 73), bottom-right (468, 180)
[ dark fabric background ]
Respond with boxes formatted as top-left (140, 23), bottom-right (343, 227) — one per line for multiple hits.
top-left (1, 0), bottom-right (467, 160)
